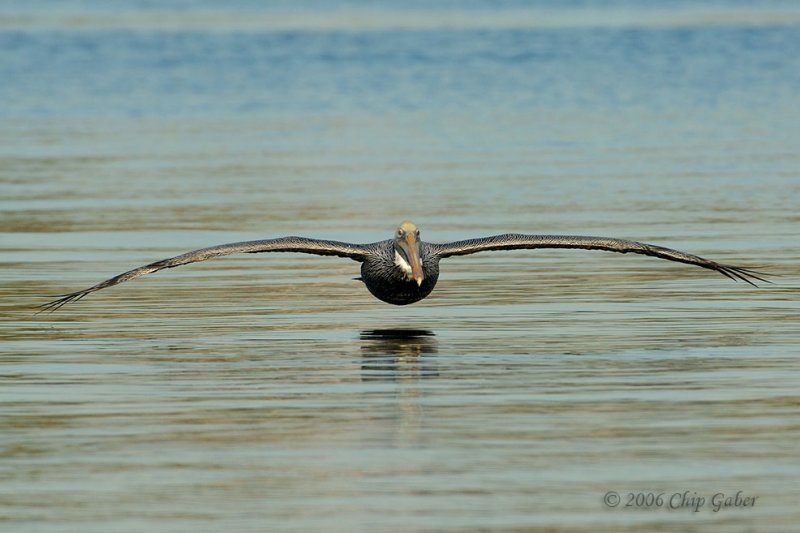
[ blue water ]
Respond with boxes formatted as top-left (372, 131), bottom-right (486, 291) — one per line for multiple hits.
top-left (2, 2), bottom-right (800, 119)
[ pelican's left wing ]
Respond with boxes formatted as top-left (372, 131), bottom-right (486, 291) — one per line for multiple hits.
top-left (39, 237), bottom-right (374, 312)
top-left (430, 234), bottom-right (768, 286)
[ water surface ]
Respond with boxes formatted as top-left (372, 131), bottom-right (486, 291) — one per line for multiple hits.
top-left (1, 2), bottom-right (799, 531)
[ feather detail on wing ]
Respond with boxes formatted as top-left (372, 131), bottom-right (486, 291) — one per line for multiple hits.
top-left (38, 237), bottom-right (373, 313)
top-left (430, 234), bottom-right (769, 286)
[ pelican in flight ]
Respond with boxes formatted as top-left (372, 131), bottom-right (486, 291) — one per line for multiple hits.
top-left (39, 221), bottom-right (766, 312)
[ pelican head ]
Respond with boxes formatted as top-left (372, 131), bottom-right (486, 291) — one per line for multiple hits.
top-left (393, 221), bottom-right (424, 286)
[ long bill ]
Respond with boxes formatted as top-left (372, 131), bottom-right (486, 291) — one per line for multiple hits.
top-left (400, 233), bottom-right (424, 286)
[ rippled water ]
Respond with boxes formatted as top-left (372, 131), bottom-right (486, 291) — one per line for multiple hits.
top-left (2, 1), bottom-right (799, 531)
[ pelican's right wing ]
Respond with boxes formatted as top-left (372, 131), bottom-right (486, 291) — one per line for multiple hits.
top-left (39, 237), bottom-right (375, 312)
top-left (430, 234), bottom-right (768, 286)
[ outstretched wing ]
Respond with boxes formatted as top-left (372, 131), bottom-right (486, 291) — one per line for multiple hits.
top-left (430, 234), bottom-right (768, 286)
top-left (39, 237), bottom-right (374, 313)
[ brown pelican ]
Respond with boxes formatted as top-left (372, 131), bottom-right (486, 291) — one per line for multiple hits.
top-left (39, 221), bottom-right (766, 312)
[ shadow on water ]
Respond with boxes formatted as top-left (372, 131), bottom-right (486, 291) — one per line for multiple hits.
top-left (359, 329), bottom-right (438, 381)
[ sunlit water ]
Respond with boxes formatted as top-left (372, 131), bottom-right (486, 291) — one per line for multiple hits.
top-left (2, 1), bottom-right (799, 531)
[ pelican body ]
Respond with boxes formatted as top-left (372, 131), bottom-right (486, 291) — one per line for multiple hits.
top-left (39, 221), bottom-right (766, 312)
top-left (358, 221), bottom-right (438, 304)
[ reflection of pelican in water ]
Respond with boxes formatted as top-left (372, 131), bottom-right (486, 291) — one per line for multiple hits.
top-left (360, 329), bottom-right (438, 380)
top-left (361, 329), bottom-right (437, 342)
top-left (40, 221), bottom-right (767, 312)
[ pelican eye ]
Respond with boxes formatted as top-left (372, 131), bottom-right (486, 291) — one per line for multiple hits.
top-left (396, 230), bottom-right (405, 238)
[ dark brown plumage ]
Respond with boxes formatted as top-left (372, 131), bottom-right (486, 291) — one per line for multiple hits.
top-left (38, 221), bottom-right (768, 312)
